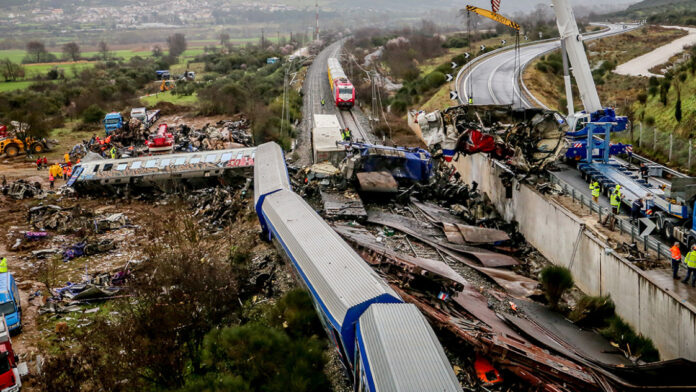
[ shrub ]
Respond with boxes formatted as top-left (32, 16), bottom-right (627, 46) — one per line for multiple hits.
top-left (600, 316), bottom-right (659, 362)
top-left (81, 104), bottom-right (105, 124)
top-left (391, 100), bottom-right (408, 115)
top-left (539, 265), bottom-right (574, 310)
top-left (424, 71), bottom-right (446, 90)
top-left (569, 295), bottom-right (615, 327)
top-left (535, 62), bottom-right (548, 73)
top-left (637, 93), bottom-right (648, 104)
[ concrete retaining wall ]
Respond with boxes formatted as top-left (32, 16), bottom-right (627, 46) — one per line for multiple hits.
top-left (452, 153), bottom-right (696, 360)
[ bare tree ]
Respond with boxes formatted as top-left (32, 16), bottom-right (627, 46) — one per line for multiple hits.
top-left (1, 59), bottom-right (25, 81)
top-left (98, 40), bottom-right (110, 60)
top-left (26, 41), bottom-right (48, 63)
top-left (62, 42), bottom-right (81, 61)
top-left (219, 32), bottom-right (230, 46)
top-left (167, 33), bottom-right (187, 57)
top-left (151, 44), bottom-right (163, 57)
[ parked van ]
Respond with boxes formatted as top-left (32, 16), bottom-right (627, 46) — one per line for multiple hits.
top-left (0, 274), bottom-right (21, 333)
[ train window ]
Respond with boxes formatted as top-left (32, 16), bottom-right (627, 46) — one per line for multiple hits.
top-left (103, 164), bottom-right (113, 171)
top-left (145, 160), bottom-right (157, 168)
top-left (339, 87), bottom-right (353, 95)
top-left (116, 163), bottom-right (127, 171)
top-left (131, 161), bottom-right (142, 169)
top-left (160, 159), bottom-right (171, 167)
top-left (205, 154), bottom-right (217, 163)
top-left (174, 158), bottom-right (187, 165)
top-left (190, 157), bottom-right (201, 164)
top-left (92, 165), bottom-right (99, 173)
top-left (221, 153), bottom-right (233, 162)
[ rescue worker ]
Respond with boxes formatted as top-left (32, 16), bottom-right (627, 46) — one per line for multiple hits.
top-left (468, 97), bottom-right (474, 105)
top-left (682, 245), bottom-right (696, 287)
top-left (321, 97), bottom-right (325, 107)
top-left (42, 156), bottom-right (48, 169)
top-left (49, 172), bottom-right (55, 189)
top-left (589, 181), bottom-right (600, 203)
top-left (342, 128), bottom-right (352, 142)
top-left (64, 152), bottom-right (71, 164)
top-left (610, 184), bottom-right (623, 215)
top-left (36, 157), bottom-right (42, 171)
top-left (110, 146), bottom-right (117, 159)
top-left (66, 165), bottom-right (72, 180)
top-left (62, 164), bottom-right (68, 181)
top-left (671, 242), bottom-right (682, 279)
top-left (631, 198), bottom-right (643, 222)
top-left (640, 163), bottom-right (649, 181)
top-left (0, 257), bottom-right (7, 273)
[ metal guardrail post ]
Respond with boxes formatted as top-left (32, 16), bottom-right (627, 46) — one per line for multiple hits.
top-left (657, 242), bottom-right (661, 261)
top-left (572, 188), bottom-right (575, 203)
top-left (644, 234), bottom-right (648, 252)
top-left (580, 194), bottom-right (584, 208)
top-left (598, 207), bottom-right (602, 223)
top-left (631, 224), bottom-right (635, 243)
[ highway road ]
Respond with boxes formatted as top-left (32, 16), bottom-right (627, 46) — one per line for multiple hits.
top-left (457, 23), bottom-right (638, 109)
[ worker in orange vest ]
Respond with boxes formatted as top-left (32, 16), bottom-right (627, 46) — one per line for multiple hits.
top-left (48, 172), bottom-right (55, 189)
top-left (671, 242), bottom-right (682, 279)
top-left (66, 165), bottom-right (72, 179)
top-left (62, 165), bottom-right (68, 181)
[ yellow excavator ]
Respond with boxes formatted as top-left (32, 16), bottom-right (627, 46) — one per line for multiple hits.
top-left (160, 79), bottom-right (175, 92)
top-left (0, 136), bottom-right (53, 157)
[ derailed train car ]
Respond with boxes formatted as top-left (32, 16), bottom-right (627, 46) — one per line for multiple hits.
top-left (254, 142), bottom-right (462, 392)
top-left (69, 148), bottom-right (255, 193)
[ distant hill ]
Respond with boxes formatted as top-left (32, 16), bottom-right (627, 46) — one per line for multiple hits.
top-left (611, 0), bottom-right (696, 24)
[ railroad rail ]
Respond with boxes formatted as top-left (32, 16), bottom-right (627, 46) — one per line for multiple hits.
top-left (339, 109), bottom-right (373, 144)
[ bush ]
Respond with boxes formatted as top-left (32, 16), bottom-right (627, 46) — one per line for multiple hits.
top-left (535, 62), bottom-right (548, 73)
top-left (391, 100), bottom-right (408, 115)
top-left (600, 316), bottom-right (659, 362)
top-left (424, 71), bottom-right (446, 90)
top-left (645, 116), bottom-right (656, 126)
top-left (568, 295), bottom-right (615, 327)
top-left (539, 265), bottom-right (574, 310)
top-left (637, 93), bottom-right (648, 104)
top-left (81, 104), bottom-right (105, 124)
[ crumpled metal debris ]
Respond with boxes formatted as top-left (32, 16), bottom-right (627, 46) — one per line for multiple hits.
top-left (1, 179), bottom-right (45, 199)
top-left (184, 184), bottom-right (249, 228)
top-left (174, 118), bottom-right (252, 152)
top-left (421, 104), bottom-right (566, 173)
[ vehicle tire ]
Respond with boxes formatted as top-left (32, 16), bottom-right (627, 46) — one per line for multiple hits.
top-left (4, 144), bottom-right (19, 157)
top-left (31, 143), bottom-right (44, 154)
top-left (664, 221), bottom-right (675, 241)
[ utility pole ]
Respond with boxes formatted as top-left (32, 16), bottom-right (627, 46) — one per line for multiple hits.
top-left (315, 0), bottom-right (319, 41)
top-left (261, 28), bottom-right (265, 48)
top-left (371, 69), bottom-right (378, 128)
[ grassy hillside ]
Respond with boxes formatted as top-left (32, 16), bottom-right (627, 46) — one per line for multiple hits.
top-left (611, 0), bottom-right (696, 25)
top-left (522, 25), bottom-right (685, 112)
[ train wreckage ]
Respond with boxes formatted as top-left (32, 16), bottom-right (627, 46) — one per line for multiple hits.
top-left (68, 148), bottom-right (255, 193)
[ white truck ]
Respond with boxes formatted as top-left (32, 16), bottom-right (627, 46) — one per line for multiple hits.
top-left (129, 107), bottom-right (161, 130)
top-left (312, 114), bottom-right (345, 165)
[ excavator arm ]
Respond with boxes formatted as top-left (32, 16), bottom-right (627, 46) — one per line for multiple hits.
top-left (465, 5), bottom-right (520, 31)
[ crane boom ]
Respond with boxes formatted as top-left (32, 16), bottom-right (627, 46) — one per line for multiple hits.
top-left (550, 0), bottom-right (602, 113)
top-left (465, 5), bottom-right (520, 31)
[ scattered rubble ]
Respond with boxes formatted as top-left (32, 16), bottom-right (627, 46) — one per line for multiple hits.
top-left (418, 105), bottom-right (566, 173)
top-left (1, 179), bottom-right (45, 200)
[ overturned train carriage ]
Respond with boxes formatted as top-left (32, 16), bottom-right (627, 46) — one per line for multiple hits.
top-left (254, 142), bottom-right (462, 392)
top-left (69, 148), bottom-right (256, 193)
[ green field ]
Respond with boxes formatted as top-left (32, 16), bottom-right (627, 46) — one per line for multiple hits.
top-left (141, 91), bottom-right (198, 106)
top-left (0, 80), bottom-right (37, 92)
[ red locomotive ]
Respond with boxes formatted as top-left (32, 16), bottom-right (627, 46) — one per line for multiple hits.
top-left (327, 57), bottom-right (355, 109)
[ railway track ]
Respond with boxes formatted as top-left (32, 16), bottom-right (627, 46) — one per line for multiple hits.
top-left (338, 109), bottom-right (373, 144)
